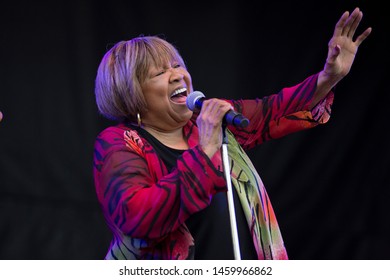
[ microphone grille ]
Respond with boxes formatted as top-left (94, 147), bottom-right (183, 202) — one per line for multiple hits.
top-left (186, 91), bottom-right (205, 111)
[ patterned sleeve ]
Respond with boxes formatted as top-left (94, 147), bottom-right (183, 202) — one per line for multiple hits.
top-left (228, 73), bottom-right (334, 149)
top-left (93, 126), bottom-right (226, 240)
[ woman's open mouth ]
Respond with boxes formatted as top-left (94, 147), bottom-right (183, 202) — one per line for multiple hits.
top-left (170, 88), bottom-right (188, 104)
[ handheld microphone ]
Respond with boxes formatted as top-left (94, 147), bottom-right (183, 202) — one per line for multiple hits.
top-left (186, 91), bottom-right (249, 128)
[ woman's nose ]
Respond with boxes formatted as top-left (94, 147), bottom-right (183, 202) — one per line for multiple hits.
top-left (169, 68), bottom-right (184, 82)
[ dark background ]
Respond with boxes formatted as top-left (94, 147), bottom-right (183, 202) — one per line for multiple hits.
top-left (0, 0), bottom-right (387, 259)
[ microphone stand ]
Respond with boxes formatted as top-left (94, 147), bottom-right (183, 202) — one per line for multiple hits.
top-left (221, 124), bottom-right (241, 260)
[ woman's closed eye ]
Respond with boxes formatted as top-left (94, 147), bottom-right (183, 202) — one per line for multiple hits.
top-left (155, 70), bottom-right (166, 76)
top-left (153, 64), bottom-right (182, 77)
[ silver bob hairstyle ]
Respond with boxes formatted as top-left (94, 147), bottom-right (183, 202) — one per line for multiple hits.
top-left (94, 36), bottom-right (187, 122)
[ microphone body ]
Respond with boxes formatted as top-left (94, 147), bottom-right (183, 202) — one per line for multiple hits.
top-left (186, 91), bottom-right (249, 128)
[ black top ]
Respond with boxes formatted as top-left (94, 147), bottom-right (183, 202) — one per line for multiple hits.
top-left (135, 126), bottom-right (257, 260)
